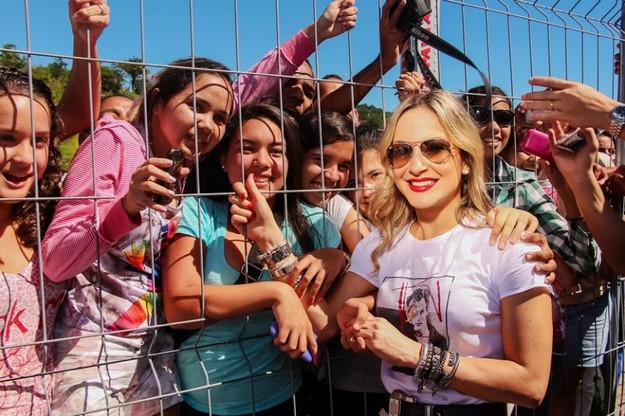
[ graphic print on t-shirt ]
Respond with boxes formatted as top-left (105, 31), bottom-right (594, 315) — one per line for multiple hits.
top-left (377, 275), bottom-right (453, 350)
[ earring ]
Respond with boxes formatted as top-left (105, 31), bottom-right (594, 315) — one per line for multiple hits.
top-left (221, 165), bottom-right (226, 171)
top-left (462, 167), bottom-right (470, 175)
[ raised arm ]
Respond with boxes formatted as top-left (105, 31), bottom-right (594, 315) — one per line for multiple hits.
top-left (233, 0), bottom-right (358, 108)
top-left (521, 77), bottom-right (625, 140)
top-left (548, 123), bottom-right (625, 274)
top-left (58, 0), bottom-right (109, 139)
top-left (320, 0), bottom-right (406, 115)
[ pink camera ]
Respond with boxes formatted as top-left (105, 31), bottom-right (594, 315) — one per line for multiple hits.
top-left (520, 129), bottom-right (553, 162)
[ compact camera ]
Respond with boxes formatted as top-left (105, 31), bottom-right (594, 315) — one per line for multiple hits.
top-left (392, 0), bottom-right (432, 32)
top-left (154, 148), bottom-right (186, 206)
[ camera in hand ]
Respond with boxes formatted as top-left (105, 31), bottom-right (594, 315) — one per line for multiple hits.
top-left (392, 0), bottom-right (432, 32)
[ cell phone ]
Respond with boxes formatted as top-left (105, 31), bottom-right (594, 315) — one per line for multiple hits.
top-left (154, 148), bottom-right (185, 206)
top-left (555, 128), bottom-right (586, 153)
top-left (521, 129), bottom-right (553, 162)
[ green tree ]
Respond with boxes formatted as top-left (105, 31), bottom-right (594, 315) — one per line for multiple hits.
top-left (356, 104), bottom-right (392, 129)
top-left (0, 43), bottom-right (27, 70)
top-left (101, 65), bottom-right (127, 96)
top-left (115, 57), bottom-right (144, 94)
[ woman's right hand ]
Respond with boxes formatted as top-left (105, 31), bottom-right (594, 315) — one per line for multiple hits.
top-left (122, 157), bottom-right (188, 217)
top-left (396, 71), bottom-right (426, 102)
top-left (272, 286), bottom-right (318, 360)
top-left (229, 175), bottom-right (283, 245)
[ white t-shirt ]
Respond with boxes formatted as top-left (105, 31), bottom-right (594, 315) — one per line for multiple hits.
top-left (349, 221), bottom-right (550, 405)
top-left (325, 194), bottom-right (354, 231)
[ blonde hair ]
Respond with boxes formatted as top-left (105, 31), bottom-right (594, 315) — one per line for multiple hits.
top-left (368, 89), bottom-right (493, 272)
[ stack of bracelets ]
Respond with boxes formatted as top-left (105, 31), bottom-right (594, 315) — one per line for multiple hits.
top-left (415, 343), bottom-right (461, 392)
top-left (256, 241), bottom-right (298, 281)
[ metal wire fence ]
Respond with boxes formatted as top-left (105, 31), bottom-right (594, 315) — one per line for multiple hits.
top-left (0, 0), bottom-right (624, 415)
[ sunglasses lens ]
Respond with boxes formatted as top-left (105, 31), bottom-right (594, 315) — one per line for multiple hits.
top-left (471, 106), bottom-right (490, 124)
top-left (387, 144), bottom-right (413, 168)
top-left (493, 110), bottom-right (514, 126)
top-left (421, 140), bottom-right (453, 163)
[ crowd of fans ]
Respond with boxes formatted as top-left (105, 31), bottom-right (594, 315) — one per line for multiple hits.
top-left (1, 0), bottom-right (624, 415)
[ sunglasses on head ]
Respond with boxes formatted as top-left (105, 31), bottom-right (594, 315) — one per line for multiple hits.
top-left (386, 139), bottom-right (455, 169)
top-left (470, 106), bottom-right (514, 127)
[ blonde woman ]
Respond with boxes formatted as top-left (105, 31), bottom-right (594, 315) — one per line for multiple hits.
top-left (308, 90), bottom-right (553, 415)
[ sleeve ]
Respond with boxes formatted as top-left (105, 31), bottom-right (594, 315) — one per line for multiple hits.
top-left (520, 181), bottom-right (601, 276)
top-left (41, 123), bottom-right (144, 282)
top-left (326, 195), bottom-right (354, 231)
top-left (232, 30), bottom-right (316, 108)
top-left (177, 196), bottom-right (214, 245)
top-left (347, 231), bottom-right (382, 288)
top-left (496, 242), bottom-right (552, 300)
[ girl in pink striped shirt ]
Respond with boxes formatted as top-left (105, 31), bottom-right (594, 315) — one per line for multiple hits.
top-left (41, 58), bottom-right (234, 416)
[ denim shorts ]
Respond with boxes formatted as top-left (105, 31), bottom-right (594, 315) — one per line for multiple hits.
top-left (563, 290), bottom-right (612, 367)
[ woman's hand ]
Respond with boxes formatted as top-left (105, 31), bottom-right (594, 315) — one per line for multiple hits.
top-left (122, 157), bottom-right (189, 217)
top-left (396, 71), bottom-right (426, 102)
top-left (337, 298), bottom-right (371, 352)
top-left (229, 175), bottom-right (283, 247)
top-left (548, 122), bottom-right (598, 181)
top-left (486, 206), bottom-right (539, 249)
top-left (283, 248), bottom-right (348, 306)
top-left (353, 315), bottom-right (421, 369)
top-left (520, 232), bottom-right (557, 285)
top-left (272, 287), bottom-right (318, 360)
top-left (69, 0), bottom-right (110, 43)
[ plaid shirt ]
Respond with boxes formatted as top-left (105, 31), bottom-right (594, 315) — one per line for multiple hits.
top-left (487, 157), bottom-right (600, 276)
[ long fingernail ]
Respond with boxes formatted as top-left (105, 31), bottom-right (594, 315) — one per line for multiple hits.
top-left (489, 237), bottom-right (496, 246)
top-left (169, 175), bottom-right (176, 183)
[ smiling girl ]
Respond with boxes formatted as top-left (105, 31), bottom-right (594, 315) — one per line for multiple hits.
top-left (0, 67), bottom-right (64, 415)
top-left (162, 104), bottom-right (344, 416)
top-left (41, 58), bottom-right (234, 415)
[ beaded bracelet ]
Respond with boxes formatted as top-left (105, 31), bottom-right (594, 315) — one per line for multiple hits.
top-left (415, 343), bottom-right (431, 378)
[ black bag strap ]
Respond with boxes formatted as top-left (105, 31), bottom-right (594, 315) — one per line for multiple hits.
top-left (401, 20), bottom-right (491, 100)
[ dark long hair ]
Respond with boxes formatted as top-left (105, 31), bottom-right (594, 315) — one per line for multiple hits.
top-left (205, 104), bottom-right (315, 253)
top-left (133, 57), bottom-right (234, 126)
top-left (0, 67), bottom-right (62, 248)
top-left (300, 110), bottom-right (354, 152)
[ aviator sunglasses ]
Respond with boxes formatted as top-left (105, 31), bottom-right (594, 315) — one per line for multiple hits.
top-left (386, 139), bottom-right (455, 169)
top-left (470, 106), bottom-right (514, 127)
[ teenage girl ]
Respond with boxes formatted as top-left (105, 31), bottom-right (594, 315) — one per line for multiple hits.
top-left (41, 58), bottom-right (234, 415)
top-left (0, 67), bottom-right (65, 415)
top-left (162, 104), bottom-right (346, 416)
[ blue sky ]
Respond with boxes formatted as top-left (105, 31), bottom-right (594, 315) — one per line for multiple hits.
top-left (1, 0), bottom-right (621, 111)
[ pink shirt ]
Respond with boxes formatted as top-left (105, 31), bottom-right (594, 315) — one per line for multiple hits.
top-left (232, 30), bottom-right (316, 108)
top-left (0, 260), bottom-right (65, 415)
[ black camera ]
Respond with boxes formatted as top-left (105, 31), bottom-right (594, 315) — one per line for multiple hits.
top-left (392, 0), bottom-right (432, 32)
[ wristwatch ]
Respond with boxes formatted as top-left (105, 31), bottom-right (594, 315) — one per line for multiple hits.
top-left (257, 242), bottom-right (293, 265)
top-left (609, 105), bottom-right (625, 139)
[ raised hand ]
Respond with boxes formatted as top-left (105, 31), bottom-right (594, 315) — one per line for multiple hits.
top-left (69, 0), bottom-right (110, 43)
top-left (308, 0), bottom-right (358, 44)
